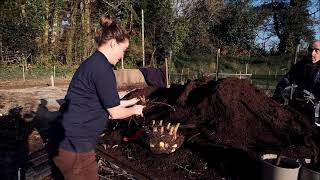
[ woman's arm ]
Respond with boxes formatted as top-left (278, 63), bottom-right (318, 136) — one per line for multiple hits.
top-left (107, 104), bottom-right (144, 120)
top-left (120, 97), bottom-right (140, 107)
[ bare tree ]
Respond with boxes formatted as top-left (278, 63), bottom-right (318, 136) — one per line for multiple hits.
top-left (176, 0), bottom-right (224, 23)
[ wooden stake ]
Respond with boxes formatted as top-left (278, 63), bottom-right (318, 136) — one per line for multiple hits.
top-left (141, 9), bottom-right (145, 67)
top-left (129, 4), bottom-right (133, 32)
top-left (165, 58), bottom-right (169, 88)
top-left (180, 68), bottom-right (184, 85)
top-left (22, 64), bottom-right (25, 81)
top-left (169, 50), bottom-right (172, 84)
top-left (294, 44), bottom-right (300, 64)
top-left (245, 63), bottom-right (248, 74)
top-left (215, 48), bottom-right (220, 81)
top-left (51, 75), bottom-right (54, 87)
top-left (53, 65), bottom-right (56, 77)
top-left (24, 55), bottom-right (27, 71)
top-left (121, 57), bottom-right (124, 69)
top-left (0, 41), bottom-right (2, 63)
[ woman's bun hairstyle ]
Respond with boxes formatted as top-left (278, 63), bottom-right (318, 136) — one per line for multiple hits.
top-left (95, 15), bottom-right (129, 46)
top-left (99, 15), bottom-right (113, 28)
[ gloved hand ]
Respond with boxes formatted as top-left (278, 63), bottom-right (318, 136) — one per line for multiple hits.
top-left (302, 90), bottom-right (315, 104)
top-left (280, 84), bottom-right (297, 105)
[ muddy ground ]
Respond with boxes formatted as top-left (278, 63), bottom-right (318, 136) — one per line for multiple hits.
top-left (1, 77), bottom-right (320, 179)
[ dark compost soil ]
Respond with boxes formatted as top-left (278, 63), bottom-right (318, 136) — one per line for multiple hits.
top-left (100, 77), bottom-right (320, 180)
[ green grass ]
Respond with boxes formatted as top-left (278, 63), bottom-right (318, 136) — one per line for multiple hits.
top-left (168, 54), bottom-right (293, 86)
top-left (0, 64), bottom-right (77, 81)
top-left (0, 54), bottom-right (293, 88)
top-left (218, 55), bottom-right (294, 75)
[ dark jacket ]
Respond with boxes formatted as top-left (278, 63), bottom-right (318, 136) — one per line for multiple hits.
top-left (273, 58), bottom-right (320, 103)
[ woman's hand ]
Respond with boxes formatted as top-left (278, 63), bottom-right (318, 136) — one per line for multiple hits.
top-left (107, 104), bottom-right (145, 119)
top-left (133, 104), bottom-right (145, 116)
top-left (130, 97), bottom-right (140, 105)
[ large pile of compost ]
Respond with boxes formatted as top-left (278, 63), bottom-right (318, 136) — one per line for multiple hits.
top-left (100, 77), bottom-right (320, 179)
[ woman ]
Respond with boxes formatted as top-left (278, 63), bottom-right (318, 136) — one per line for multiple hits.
top-left (49, 15), bottom-right (145, 180)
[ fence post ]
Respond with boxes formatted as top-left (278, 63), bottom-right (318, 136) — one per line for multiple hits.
top-left (22, 64), bottom-right (25, 81)
top-left (294, 44), bottom-right (300, 64)
top-left (168, 50), bottom-right (172, 84)
top-left (165, 58), bottom-right (169, 88)
top-left (141, 9), bottom-right (145, 67)
top-left (245, 63), bottom-right (248, 74)
top-left (51, 75), bottom-right (55, 87)
top-left (0, 41), bottom-right (3, 63)
top-left (53, 65), bottom-right (56, 78)
top-left (181, 68), bottom-right (184, 85)
top-left (215, 48), bottom-right (221, 81)
top-left (121, 57), bottom-right (124, 69)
